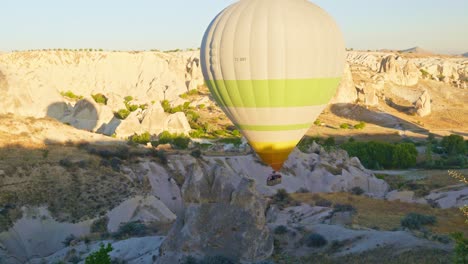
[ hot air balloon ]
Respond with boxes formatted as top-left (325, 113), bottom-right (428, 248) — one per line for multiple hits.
top-left (200, 0), bottom-right (345, 185)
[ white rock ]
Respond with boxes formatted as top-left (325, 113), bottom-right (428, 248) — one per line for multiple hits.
top-left (106, 195), bottom-right (176, 232)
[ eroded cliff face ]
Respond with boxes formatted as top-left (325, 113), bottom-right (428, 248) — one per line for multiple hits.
top-left (0, 50), bottom-right (203, 117)
top-left (158, 165), bottom-right (273, 263)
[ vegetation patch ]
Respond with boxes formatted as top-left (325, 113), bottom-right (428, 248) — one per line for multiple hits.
top-left (292, 192), bottom-right (467, 236)
top-left (401, 213), bottom-right (436, 230)
top-left (91, 93), bottom-right (108, 105)
top-left (341, 141), bottom-right (417, 169)
top-left (60, 90), bottom-right (83, 100)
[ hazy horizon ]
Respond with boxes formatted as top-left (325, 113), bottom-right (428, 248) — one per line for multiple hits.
top-left (1, 0), bottom-right (467, 54)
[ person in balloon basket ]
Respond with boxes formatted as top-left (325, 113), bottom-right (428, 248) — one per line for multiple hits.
top-left (267, 171), bottom-right (282, 186)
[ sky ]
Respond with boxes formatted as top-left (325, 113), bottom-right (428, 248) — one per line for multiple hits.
top-left (1, 0), bottom-right (467, 54)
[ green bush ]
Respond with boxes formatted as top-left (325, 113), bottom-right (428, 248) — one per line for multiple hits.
top-left (157, 131), bottom-right (190, 149)
top-left (154, 150), bottom-right (168, 165)
top-left (173, 135), bottom-right (190, 149)
top-left (323, 137), bottom-right (335, 148)
top-left (350, 186), bottom-right (365, 195)
top-left (341, 141), bottom-right (394, 169)
top-left (200, 256), bottom-right (235, 264)
top-left (130, 132), bottom-right (151, 145)
top-left (189, 129), bottom-right (205, 138)
top-left (340, 123), bottom-right (350, 129)
top-left (158, 131), bottom-right (174, 144)
top-left (190, 149), bottom-right (202, 158)
top-left (219, 137), bottom-right (242, 146)
top-left (91, 93), bottom-right (107, 105)
top-left (392, 143), bottom-right (418, 168)
top-left (274, 225), bottom-right (288, 235)
top-left (354, 122), bottom-right (366, 130)
top-left (60, 91), bottom-right (83, 100)
top-left (231, 130), bottom-right (241, 137)
top-left (306, 233), bottom-right (327, 248)
top-left (420, 69), bottom-right (429, 78)
top-left (124, 96), bottom-right (134, 103)
top-left (315, 199), bottom-right (332, 207)
top-left (85, 243), bottom-right (113, 264)
top-left (451, 232), bottom-right (468, 264)
top-left (91, 216), bottom-right (109, 233)
top-left (401, 213), bottom-right (436, 230)
top-left (298, 136), bottom-right (321, 153)
top-left (115, 109), bottom-right (130, 120)
top-left (333, 203), bottom-right (356, 213)
top-left (341, 141), bottom-right (417, 169)
top-left (186, 110), bottom-right (200, 122)
top-left (161, 100), bottom-right (171, 113)
top-left (139, 104), bottom-right (148, 110)
top-left (126, 104), bottom-right (139, 112)
top-left (314, 120), bottom-right (321, 126)
top-left (112, 221), bottom-right (148, 240)
top-left (272, 189), bottom-right (294, 209)
top-left (62, 234), bottom-right (77, 246)
top-left (441, 134), bottom-right (467, 156)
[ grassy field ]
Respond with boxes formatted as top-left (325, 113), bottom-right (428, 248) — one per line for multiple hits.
top-left (272, 247), bottom-right (452, 264)
top-left (291, 192), bottom-right (467, 236)
top-left (0, 144), bottom-right (149, 231)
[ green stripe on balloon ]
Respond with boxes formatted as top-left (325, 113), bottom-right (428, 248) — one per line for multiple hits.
top-left (237, 123), bottom-right (312, 131)
top-left (206, 77), bottom-right (341, 108)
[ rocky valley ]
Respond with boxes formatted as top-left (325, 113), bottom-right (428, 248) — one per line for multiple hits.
top-left (0, 49), bottom-right (467, 264)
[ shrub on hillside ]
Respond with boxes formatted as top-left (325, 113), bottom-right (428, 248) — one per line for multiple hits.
top-left (441, 134), bottom-right (467, 156)
top-left (115, 109), bottom-right (130, 120)
top-left (392, 143), bottom-right (418, 168)
top-left (274, 225), bottom-right (288, 235)
top-left (315, 199), bottom-right (332, 207)
top-left (333, 203), bottom-right (356, 213)
top-left (340, 123), bottom-right (350, 129)
top-left (173, 135), bottom-right (190, 149)
top-left (354, 122), bottom-right (366, 130)
top-left (306, 233), bottom-right (327, 248)
top-left (62, 234), bottom-right (77, 246)
top-left (60, 91), bottom-right (83, 100)
top-left (91, 93), bottom-right (107, 105)
top-left (157, 131), bottom-right (190, 149)
top-left (272, 189), bottom-right (294, 209)
top-left (130, 132), bottom-right (151, 145)
top-left (401, 213), bottom-right (436, 230)
top-left (112, 221), bottom-right (148, 240)
top-left (323, 137), bottom-right (336, 149)
top-left (85, 243), bottom-right (113, 264)
top-left (190, 149), bottom-right (202, 158)
top-left (341, 141), bottom-right (417, 170)
top-left (161, 100), bottom-right (171, 113)
top-left (91, 216), bottom-right (109, 234)
top-left (451, 232), bottom-right (468, 264)
top-left (350, 186), bottom-right (365, 195)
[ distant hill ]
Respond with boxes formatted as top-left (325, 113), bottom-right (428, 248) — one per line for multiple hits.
top-left (399, 47), bottom-right (433, 55)
top-left (462, 52), bottom-right (468, 57)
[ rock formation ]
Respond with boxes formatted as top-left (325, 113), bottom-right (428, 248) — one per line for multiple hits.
top-left (379, 55), bottom-right (419, 86)
top-left (356, 82), bottom-right (379, 106)
top-left (332, 63), bottom-right (357, 104)
top-left (157, 163), bottom-right (273, 263)
top-left (0, 50), bottom-right (204, 118)
top-left (414, 90), bottom-right (431, 117)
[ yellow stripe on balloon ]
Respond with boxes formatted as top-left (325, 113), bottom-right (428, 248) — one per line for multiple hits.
top-left (249, 140), bottom-right (299, 171)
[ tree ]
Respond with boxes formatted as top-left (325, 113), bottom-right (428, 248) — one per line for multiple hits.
top-left (425, 141), bottom-right (434, 167)
top-left (441, 134), bottom-right (467, 156)
top-left (85, 243), bottom-right (113, 264)
top-left (393, 143), bottom-right (418, 169)
top-left (451, 232), bottom-right (468, 264)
